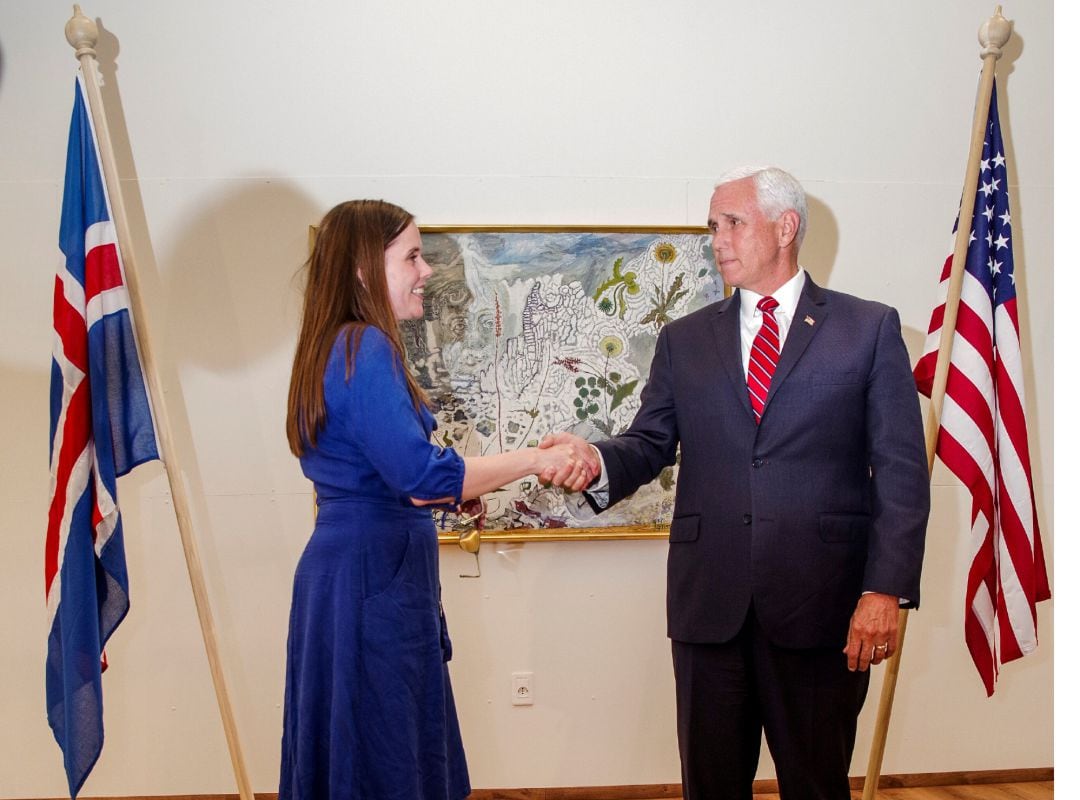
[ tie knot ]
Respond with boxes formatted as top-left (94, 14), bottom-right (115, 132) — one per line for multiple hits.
top-left (757, 296), bottom-right (779, 314)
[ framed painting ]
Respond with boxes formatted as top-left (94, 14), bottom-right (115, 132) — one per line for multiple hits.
top-left (393, 225), bottom-right (721, 544)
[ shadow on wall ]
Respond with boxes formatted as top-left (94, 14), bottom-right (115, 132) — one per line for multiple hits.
top-left (92, 17), bottom-right (325, 531)
top-left (899, 323), bottom-right (927, 371)
top-left (91, 13), bottom-right (324, 707)
top-left (95, 17), bottom-right (322, 374)
top-left (159, 181), bottom-right (319, 372)
top-left (801, 193), bottom-right (839, 289)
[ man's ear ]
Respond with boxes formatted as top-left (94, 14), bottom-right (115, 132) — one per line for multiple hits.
top-left (778, 209), bottom-right (800, 248)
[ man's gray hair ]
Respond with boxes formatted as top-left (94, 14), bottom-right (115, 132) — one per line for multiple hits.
top-left (715, 166), bottom-right (808, 248)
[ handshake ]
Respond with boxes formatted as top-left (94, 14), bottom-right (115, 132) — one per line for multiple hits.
top-left (533, 432), bottom-right (602, 493)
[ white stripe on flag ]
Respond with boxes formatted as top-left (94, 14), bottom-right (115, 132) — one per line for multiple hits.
top-left (92, 461), bottom-right (120, 558)
top-left (952, 323), bottom-right (995, 398)
top-left (84, 220), bottom-right (117, 255)
top-left (994, 307), bottom-right (1025, 390)
top-left (85, 284), bottom-right (131, 329)
top-left (995, 413), bottom-right (1036, 547)
top-left (960, 272), bottom-right (993, 323)
top-left (58, 268), bottom-right (87, 324)
top-left (939, 392), bottom-right (994, 491)
top-left (996, 529), bottom-right (1038, 654)
top-left (45, 442), bottom-right (94, 628)
top-left (970, 576), bottom-right (996, 647)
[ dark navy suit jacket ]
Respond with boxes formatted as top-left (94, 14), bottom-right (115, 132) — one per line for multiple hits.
top-left (591, 275), bottom-right (930, 649)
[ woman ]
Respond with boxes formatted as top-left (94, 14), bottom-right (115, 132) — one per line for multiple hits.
top-left (279, 200), bottom-right (592, 800)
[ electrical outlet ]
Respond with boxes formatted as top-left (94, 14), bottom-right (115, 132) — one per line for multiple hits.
top-left (511, 671), bottom-right (533, 705)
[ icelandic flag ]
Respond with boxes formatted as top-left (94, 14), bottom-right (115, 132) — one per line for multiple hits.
top-left (46, 69), bottom-right (159, 798)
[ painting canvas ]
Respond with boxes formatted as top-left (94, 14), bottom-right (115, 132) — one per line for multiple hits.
top-left (400, 227), bottom-right (721, 540)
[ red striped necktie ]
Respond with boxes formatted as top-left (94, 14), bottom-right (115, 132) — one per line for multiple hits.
top-left (747, 296), bottom-right (780, 424)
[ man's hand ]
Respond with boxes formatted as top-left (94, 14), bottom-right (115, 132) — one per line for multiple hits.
top-left (537, 431), bottom-right (600, 490)
top-left (843, 592), bottom-right (900, 672)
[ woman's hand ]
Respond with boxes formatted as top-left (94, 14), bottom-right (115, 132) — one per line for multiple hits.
top-left (457, 497), bottom-right (487, 529)
top-left (534, 439), bottom-right (600, 493)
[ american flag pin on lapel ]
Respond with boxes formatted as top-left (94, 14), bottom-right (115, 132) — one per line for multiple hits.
top-left (804, 315), bottom-right (815, 326)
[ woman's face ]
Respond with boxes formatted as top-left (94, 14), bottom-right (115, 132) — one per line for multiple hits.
top-left (381, 222), bottom-right (432, 321)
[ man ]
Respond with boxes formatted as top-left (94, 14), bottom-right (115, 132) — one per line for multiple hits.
top-left (542, 167), bottom-right (929, 799)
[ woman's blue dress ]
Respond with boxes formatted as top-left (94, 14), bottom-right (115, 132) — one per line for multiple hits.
top-left (279, 326), bottom-right (470, 800)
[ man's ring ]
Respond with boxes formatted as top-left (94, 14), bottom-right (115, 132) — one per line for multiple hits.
top-left (874, 644), bottom-right (888, 651)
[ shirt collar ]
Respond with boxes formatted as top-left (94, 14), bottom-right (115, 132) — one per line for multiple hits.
top-left (739, 267), bottom-right (806, 318)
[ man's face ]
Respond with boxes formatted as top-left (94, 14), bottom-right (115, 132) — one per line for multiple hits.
top-left (707, 177), bottom-right (789, 295)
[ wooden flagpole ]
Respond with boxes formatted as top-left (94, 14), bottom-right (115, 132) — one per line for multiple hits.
top-left (64, 7), bottom-right (255, 799)
top-left (860, 7), bottom-right (1013, 799)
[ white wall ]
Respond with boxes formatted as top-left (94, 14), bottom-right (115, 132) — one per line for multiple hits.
top-left (0, 0), bottom-right (1053, 796)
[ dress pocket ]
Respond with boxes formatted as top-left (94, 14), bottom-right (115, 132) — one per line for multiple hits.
top-left (363, 528), bottom-right (414, 603)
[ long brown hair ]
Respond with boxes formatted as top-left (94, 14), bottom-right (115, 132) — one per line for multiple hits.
top-left (286, 199), bottom-right (430, 457)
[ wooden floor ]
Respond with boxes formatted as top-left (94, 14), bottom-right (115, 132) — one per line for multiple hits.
top-left (58, 780), bottom-right (1055, 800)
top-left (468, 778), bottom-right (1053, 800)
top-left (756, 783), bottom-right (1054, 799)
top-left (631, 784), bottom-right (1056, 799)
top-left (864, 783), bottom-right (1052, 799)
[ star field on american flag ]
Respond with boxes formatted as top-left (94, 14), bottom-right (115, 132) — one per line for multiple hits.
top-left (964, 117), bottom-right (1015, 307)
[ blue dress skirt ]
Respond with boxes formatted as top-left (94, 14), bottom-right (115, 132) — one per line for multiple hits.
top-left (279, 326), bottom-right (470, 800)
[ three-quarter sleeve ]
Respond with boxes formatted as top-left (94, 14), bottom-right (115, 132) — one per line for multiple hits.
top-left (329, 326), bottom-right (464, 504)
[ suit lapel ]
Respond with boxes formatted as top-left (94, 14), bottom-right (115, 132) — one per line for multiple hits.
top-left (760, 274), bottom-right (829, 419)
top-left (709, 292), bottom-right (756, 422)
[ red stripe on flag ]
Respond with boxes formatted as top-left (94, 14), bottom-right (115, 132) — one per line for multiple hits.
top-left (84, 242), bottom-right (123, 304)
top-left (91, 495), bottom-right (105, 543)
top-left (912, 350), bottom-right (937, 395)
top-left (937, 425), bottom-right (994, 525)
top-left (993, 346), bottom-right (1035, 483)
top-left (942, 365), bottom-right (995, 455)
top-left (937, 255), bottom-right (953, 283)
top-left (45, 380), bottom-right (91, 595)
top-left (965, 608), bottom-right (997, 696)
top-left (953, 303), bottom-right (994, 375)
top-left (996, 489), bottom-right (1037, 605)
top-left (926, 308), bottom-right (946, 342)
top-left (1003, 297), bottom-right (1019, 329)
top-left (53, 276), bottom-right (88, 373)
top-left (1032, 517), bottom-right (1050, 602)
top-left (995, 581), bottom-right (1023, 664)
top-left (964, 520), bottom-right (998, 696)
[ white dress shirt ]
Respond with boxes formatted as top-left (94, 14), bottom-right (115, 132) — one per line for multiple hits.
top-left (738, 269), bottom-right (805, 378)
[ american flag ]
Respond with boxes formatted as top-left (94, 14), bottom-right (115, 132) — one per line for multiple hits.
top-left (913, 82), bottom-right (1050, 697)
top-left (46, 70), bottom-right (159, 797)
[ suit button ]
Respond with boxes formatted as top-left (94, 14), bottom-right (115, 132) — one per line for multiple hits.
top-left (742, 514), bottom-right (752, 525)
top-left (752, 457), bottom-right (764, 468)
